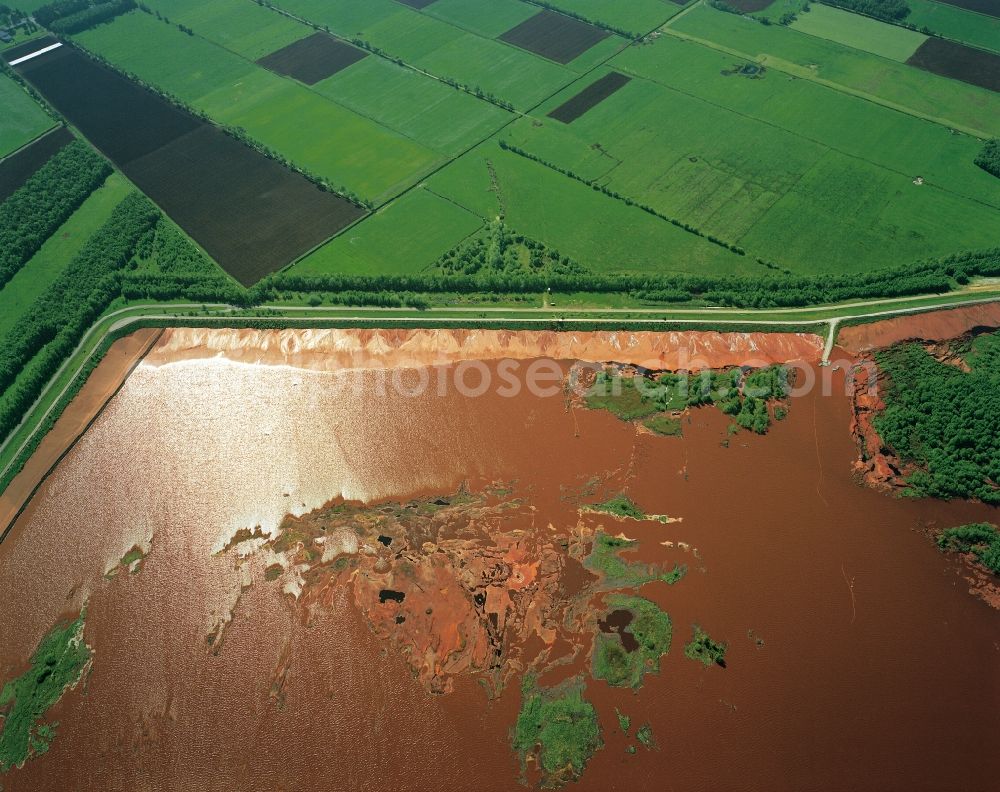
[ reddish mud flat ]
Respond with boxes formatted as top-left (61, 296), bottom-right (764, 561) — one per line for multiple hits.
top-left (0, 328), bottom-right (162, 534)
top-left (0, 329), bottom-right (997, 792)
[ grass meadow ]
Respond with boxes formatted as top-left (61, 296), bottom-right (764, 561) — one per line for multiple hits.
top-left (905, 0), bottom-right (1000, 54)
top-left (313, 56), bottom-right (512, 157)
top-left (612, 35), bottom-right (1000, 209)
top-left (270, 0), bottom-right (621, 108)
top-left (295, 187), bottom-right (484, 275)
top-left (669, 4), bottom-right (1000, 137)
top-left (534, 0), bottom-right (688, 34)
top-left (510, 44), bottom-right (1000, 273)
top-left (0, 74), bottom-right (54, 158)
top-left (29, 0), bottom-right (1000, 286)
top-left (789, 4), bottom-right (927, 61)
top-left (141, 0), bottom-right (308, 59)
top-left (426, 143), bottom-right (756, 277)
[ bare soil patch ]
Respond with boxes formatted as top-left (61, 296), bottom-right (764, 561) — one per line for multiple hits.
top-left (0, 126), bottom-right (73, 203)
top-left (499, 9), bottom-right (611, 64)
top-left (123, 126), bottom-right (364, 285)
top-left (2, 34), bottom-right (59, 63)
top-left (15, 44), bottom-right (364, 285)
top-left (932, 0), bottom-right (999, 18)
top-left (15, 45), bottom-right (200, 166)
top-left (906, 37), bottom-right (1000, 93)
top-left (256, 32), bottom-right (367, 86)
top-left (548, 72), bottom-right (631, 123)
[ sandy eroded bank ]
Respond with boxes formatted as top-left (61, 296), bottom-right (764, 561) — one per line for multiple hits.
top-left (144, 327), bottom-right (824, 371)
top-left (838, 302), bottom-right (1000, 353)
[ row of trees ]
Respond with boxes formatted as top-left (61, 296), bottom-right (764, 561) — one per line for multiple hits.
top-left (0, 141), bottom-right (110, 290)
top-left (32, 0), bottom-right (88, 26)
top-left (975, 139), bottom-right (1000, 179)
top-left (258, 246), bottom-right (998, 308)
top-left (436, 220), bottom-right (586, 278)
top-left (0, 192), bottom-right (159, 441)
top-left (47, 0), bottom-right (135, 34)
top-left (822, 0), bottom-right (910, 22)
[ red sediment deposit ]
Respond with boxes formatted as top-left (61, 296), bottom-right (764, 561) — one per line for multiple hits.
top-left (838, 301), bottom-right (1000, 353)
top-left (848, 364), bottom-right (908, 492)
top-left (1, 328), bottom-right (999, 792)
top-left (0, 328), bottom-right (162, 534)
top-left (144, 326), bottom-right (824, 372)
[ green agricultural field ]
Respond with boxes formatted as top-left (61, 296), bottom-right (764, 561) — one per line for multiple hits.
top-left (613, 34), bottom-right (1000, 210)
top-left (737, 149), bottom-right (1000, 273)
top-left (534, 0), bottom-right (687, 33)
top-left (421, 0), bottom-right (538, 38)
top-left (313, 56), bottom-right (512, 157)
top-left (293, 187), bottom-right (484, 276)
top-left (76, 11), bottom-right (264, 106)
top-left (668, 4), bottom-right (1000, 137)
top-left (360, 11), bottom-right (583, 106)
top-left (139, 0), bottom-right (309, 59)
top-left (905, 0), bottom-right (1000, 54)
top-left (268, 0), bottom-right (402, 35)
top-left (76, 11), bottom-right (441, 202)
top-left (0, 73), bottom-right (54, 158)
top-left (511, 45), bottom-right (1000, 273)
top-left (203, 73), bottom-right (440, 201)
top-left (790, 4), bottom-right (927, 61)
top-left (0, 174), bottom-right (132, 343)
top-left (417, 0), bottom-right (633, 73)
top-left (428, 143), bottom-right (755, 277)
top-left (510, 69), bottom-right (827, 244)
top-left (270, 0), bottom-right (614, 108)
top-left (82, 6), bottom-right (510, 162)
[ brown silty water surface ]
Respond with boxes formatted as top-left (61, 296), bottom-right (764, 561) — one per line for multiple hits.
top-left (0, 328), bottom-right (997, 792)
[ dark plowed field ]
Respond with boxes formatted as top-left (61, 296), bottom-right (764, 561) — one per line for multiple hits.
top-left (499, 10), bottom-right (611, 64)
top-left (2, 34), bottom-right (59, 63)
top-left (124, 127), bottom-right (363, 285)
top-left (14, 44), bottom-right (365, 285)
top-left (0, 126), bottom-right (73, 202)
top-left (727, 0), bottom-right (776, 11)
top-left (548, 72), bottom-right (631, 123)
top-left (907, 38), bottom-right (1000, 94)
top-left (257, 33), bottom-right (367, 86)
top-left (17, 46), bottom-right (200, 164)
top-left (396, 0), bottom-right (438, 8)
top-left (932, 0), bottom-right (1000, 17)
